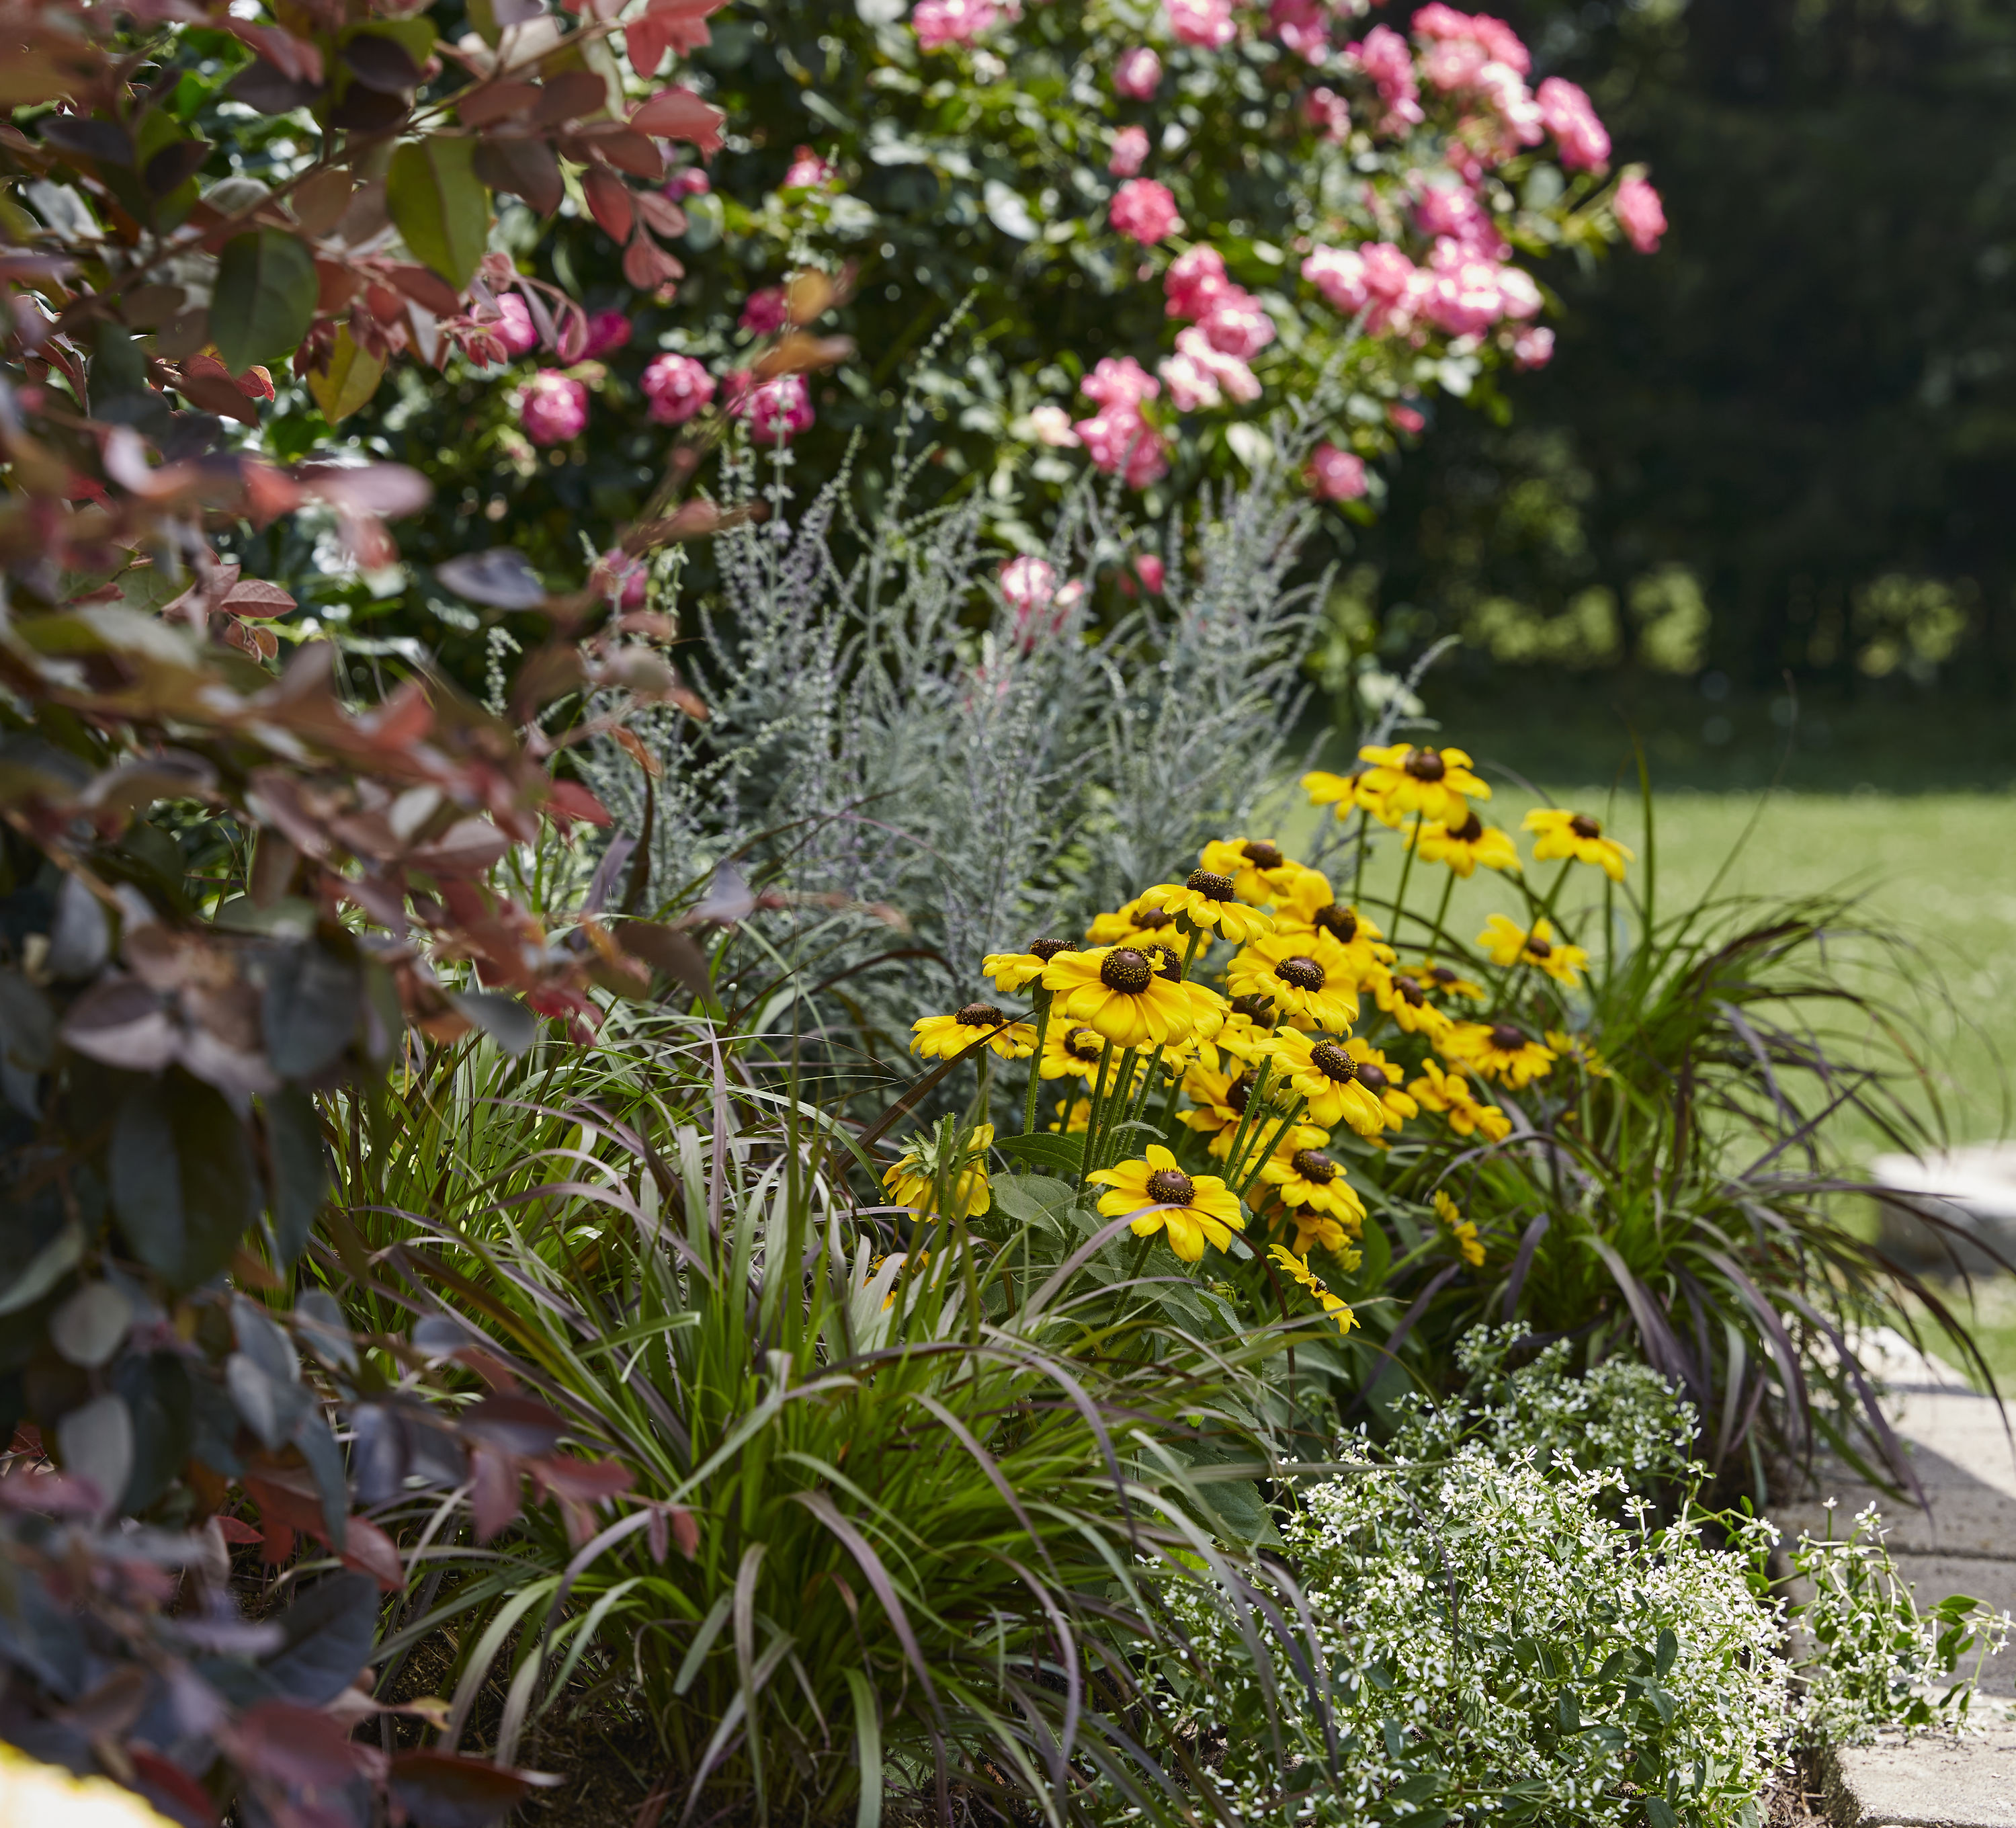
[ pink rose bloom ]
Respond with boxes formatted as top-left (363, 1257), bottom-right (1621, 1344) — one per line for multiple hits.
top-left (1348, 24), bottom-right (1424, 130)
top-left (519, 370), bottom-right (588, 445)
top-left (1537, 76), bottom-right (1609, 171)
top-left (1493, 265), bottom-right (1542, 319)
top-left (1027, 403), bottom-right (1081, 446)
top-left (913, 0), bottom-right (999, 48)
top-left (783, 145), bottom-right (834, 188)
top-left (1114, 46), bottom-right (1163, 98)
top-left (495, 294), bottom-right (540, 357)
top-left (669, 167), bottom-right (711, 196)
top-left (1302, 246), bottom-right (1368, 315)
top-left (1511, 325), bottom-right (1554, 368)
top-left (1110, 177), bottom-right (1180, 246)
top-left (739, 286), bottom-right (790, 335)
top-left (1388, 402), bottom-right (1425, 433)
top-left (729, 372), bottom-right (814, 443)
top-left (580, 310), bottom-right (632, 360)
top-left (1415, 182), bottom-right (1505, 261)
top-left (1198, 287), bottom-right (1275, 358)
top-left (1164, 243), bottom-right (1228, 319)
top-left (1303, 85), bottom-right (1351, 140)
top-left (1309, 442), bottom-right (1368, 501)
top-left (1615, 175), bottom-right (1666, 253)
top-left (1166, 0), bottom-right (1236, 49)
top-left (1158, 347), bottom-right (1222, 411)
top-left (1109, 125), bottom-right (1151, 177)
top-left (1081, 355), bottom-right (1161, 410)
top-left (1177, 325), bottom-right (1260, 401)
top-left (1422, 255), bottom-right (1506, 337)
top-left (1270, 0), bottom-right (1329, 60)
top-left (1076, 405), bottom-right (1170, 487)
top-left (1358, 241), bottom-right (1420, 332)
top-left (640, 352), bottom-right (716, 425)
top-left (1412, 5), bottom-right (1529, 74)
top-left (593, 548), bottom-right (649, 609)
top-left (999, 554), bottom-right (1058, 614)
top-left (1134, 554), bottom-right (1166, 593)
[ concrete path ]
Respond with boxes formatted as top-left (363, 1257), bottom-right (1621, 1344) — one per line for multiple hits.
top-left (1773, 1330), bottom-right (2016, 1825)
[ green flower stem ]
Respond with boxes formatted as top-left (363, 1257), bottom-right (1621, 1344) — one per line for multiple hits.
top-left (1390, 811), bottom-right (1423, 943)
top-left (1099, 1048), bottom-right (1141, 1171)
top-left (1351, 804), bottom-right (1372, 899)
top-left (1075, 1038), bottom-right (1116, 1191)
top-left (1021, 989), bottom-right (1052, 1136)
top-left (1216, 1055), bottom-right (1273, 1186)
top-left (1425, 867), bottom-right (1457, 964)
top-left (1235, 1095), bottom-right (1308, 1201)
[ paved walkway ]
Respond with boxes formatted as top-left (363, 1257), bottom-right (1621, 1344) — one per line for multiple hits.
top-left (1773, 1330), bottom-right (2016, 1825)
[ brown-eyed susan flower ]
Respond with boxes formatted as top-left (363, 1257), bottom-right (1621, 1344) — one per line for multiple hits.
top-left (1085, 896), bottom-right (1183, 946)
top-left (1302, 767), bottom-right (1388, 825)
top-left (1356, 743), bottom-right (1491, 827)
top-left (1048, 1097), bottom-right (1092, 1133)
top-left (1476, 914), bottom-right (1588, 987)
top-left (911, 1003), bottom-right (1038, 1061)
top-left (982, 937), bottom-right (1079, 993)
top-left (1523, 807), bottom-right (1634, 882)
top-left (1408, 808), bottom-right (1521, 877)
top-left (1043, 944), bottom-right (1199, 1049)
top-left (883, 1122), bottom-right (994, 1219)
top-left (1136, 869), bottom-right (1274, 942)
top-left (1269, 1243), bottom-right (1357, 1335)
top-left (1271, 1029), bottom-right (1389, 1137)
top-left (1258, 1124), bottom-right (1368, 1226)
top-left (1271, 875), bottom-right (1397, 977)
top-left (1180, 1060), bottom-right (1258, 1143)
top-left (1421, 962), bottom-right (1487, 1003)
top-left (1445, 1020), bottom-right (1557, 1089)
top-left (1368, 968), bottom-right (1456, 1043)
top-left (1340, 1040), bottom-right (1417, 1130)
top-left (1433, 1189), bottom-right (1484, 1268)
top-left (1041, 1022), bottom-right (1111, 1081)
top-left (1198, 837), bottom-right (1302, 905)
top-left (1407, 1057), bottom-right (1513, 1142)
top-left (1225, 930), bottom-right (1359, 1031)
top-left (1546, 1028), bottom-right (1613, 1079)
top-left (1089, 1145), bottom-right (1245, 1262)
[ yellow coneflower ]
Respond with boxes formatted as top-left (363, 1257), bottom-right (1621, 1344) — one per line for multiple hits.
top-left (1043, 944), bottom-right (1199, 1049)
top-left (1407, 1057), bottom-right (1513, 1142)
top-left (882, 1123), bottom-right (994, 1220)
top-left (1136, 868), bottom-right (1274, 942)
top-left (1420, 960), bottom-right (1487, 1002)
top-left (1433, 1189), bottom-right (1485, 1267)
top-left (1476, 913), bottom-right (1588, 987)
top-left (1546, 1028), bottom-right (1613, 1079)
top-left (1301, 767), bottom-right (1389, 826)
top-left (1368, 967), bottom-right (1456, 1043)
top-left (1198, 837), bottom-right (1303, 905)
top-left (1408, 808), bottom-right (1521, 877)
top-left (1270, 874), bottom-right (1396, 981)
top-left (1089, 1145), bottom-right (1245, 1263)
top-left (1257, 1124), bottom-right (1368, 1226)
top-left (911, 1003), bottom-right (1038, 1061)
top-left (982, 936), bottom-right (1080, 993)
top-left (1224, 929), bottom-right (1360, 1031)
top-left (1356, 742), bottom-right (1491, 827)
top-left (1271, 1029), bottom-right (1389, 1137)
top-left (1268, 1243), bottom-right (1357, 1335)
top-left (1048, 1097), bottom-right (1092, 1134)
top-left (1180, 1059), bottom-right (1259, 1145)
top-left (1444, 1020), bottom-right (1557, 1089)
top-left (1197, 993), bottom-right (1286, 1071)
top-left (1085, 896), bottom-right (1185, 946)
top-left (1523, 807), bottom-right (1634, 882)
top-left (1040, 1022), bottom-right (1112, 1081)
top-left (1339, 1038), bottom-right (1417, 1130)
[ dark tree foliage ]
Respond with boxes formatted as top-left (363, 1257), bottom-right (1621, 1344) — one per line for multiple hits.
top-left (1357, 0), bottom-right (2016, 696)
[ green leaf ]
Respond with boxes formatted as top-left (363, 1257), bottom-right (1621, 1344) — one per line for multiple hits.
top-left (265, 1084), bottom-right (329, 1265)
top-left (388, 136), bottom-right (489, 288)
top-left (1646, 1799), bottom-right (1680, 1828)
top-left (306, 324), bottom-right (385, 423)
top-left (110, 1072), bottom-right (259, 1290)
top-left (842, 1668), bottom-right (882, 1828)
top-left (210, 229), bottom-right (317, 373)
top-left (994, 1132), bottom-right (1084, 1177)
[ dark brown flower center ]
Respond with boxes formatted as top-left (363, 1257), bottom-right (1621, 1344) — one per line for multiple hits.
top-left (1027, 937), bottom-right (1077, 961)
top-left (1569, 813), bottom-right (1601, 839)
top-left (1143, 942), bottom-right (1185, 981)
top-left (1450, 811), bottom-right (1484, 842)
top-left (1241, 839), bottom-right (1285, 870)
top-left (1290, 1149), bottom-right (1337, 1183)
top-left (1185, 868), bottom-right (1236, 901)
top-left (1392, 974), bottom-right (1425, 1006)
top-left (1314, 903), bottom-right (1357, 944)
top-left (1225, 1075), bottom-right (1252, 1114)
top-left (1427, 965), bottom-right (1458, 986)
top-left (1404, 748), bottom-right (1446, 782)
top-left (1490, 1024), bottom-right (1528, 1052)
top-left (1354, 1061), bottom-right (1389, 1093)
top-left (1309, 1041), bottom-right (1355, 1083)
top-left (1275, 955), bottom-right (1325, 991)
top-left (1146, 1167), bottom-right (1195, 1207)
top-left (1101, 947), bottom-right (1153, 993)
top-left (1525, 935), bottom-right (1552, 958)
top-left (957, 1003), bottom-right (1008, 1027)
top-left (1064, 1027), bottom-right (1105, 1061)
top-left (1230, 993), bottom-right (1277, 1024)
top-left (1132, 908), bottom-right (1175, 931)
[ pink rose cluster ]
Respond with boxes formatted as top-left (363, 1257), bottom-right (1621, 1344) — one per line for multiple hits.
top-left (1152, 245), bottom-right (1272, 409)
top-left (998, 554), bottom-right (1087, 648)
top-left (911, 0), bottom-right (1000, 49)
top-left (1073, 357), bottom-right (1169, 489)
top-left (724, 372), bottom-right (815, 444)
top-left (640, 353), bottom-right (716, 425)
top-left (519, 371), bottom-right (589, 446)
top-left (1270, 0), bottom-right (1331, 62)
top-left (739, 286), bottom-right (790, 335)
top-left (782, 145), bottom-right (835, 188)
top-left (1347, 24), bottom-right (1424, 134)
top-left (1615, 174), bottom-right (1667, 253)
top-left (1109, 177), bottom-right (1181, 246)
top-left (1308, 442), bottom-right (1367, 501)
top-left (1109, 125), bottom-right (1150, 178)
top-left (1113, 46), bottom-right (1162, 99)
top-left (1301, 232), bottom-right (1540, 341)
top-left (1165, 0), bottom-right (1234, 50)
